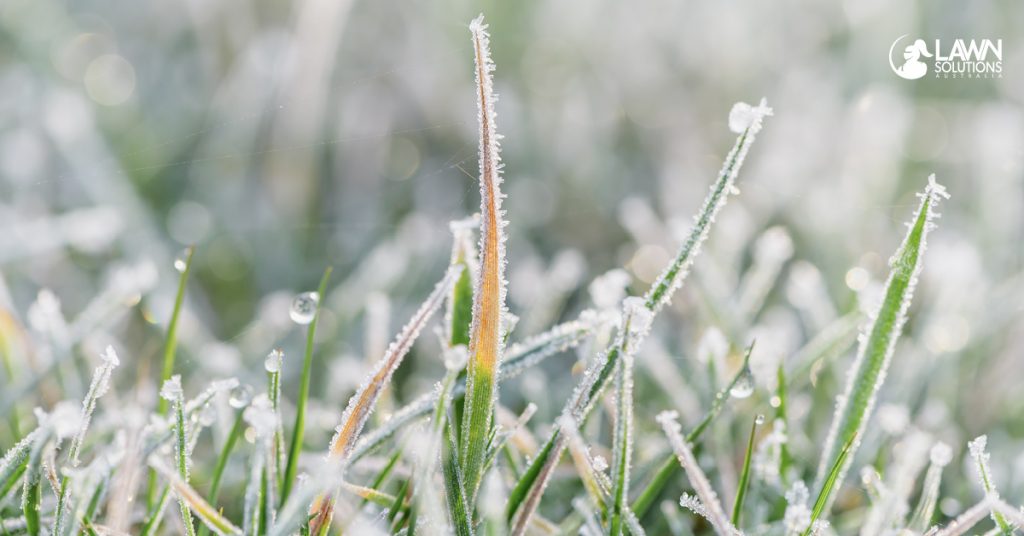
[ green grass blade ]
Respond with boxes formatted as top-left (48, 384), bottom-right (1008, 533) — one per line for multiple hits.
top-left (803, 438), bottom-right (854, 536)
top-left (281, 266), bottom-right (332, 504)
top-left (21, 431), bottom-right (47, 536)
top-left (967, 435), bottom-right (1013, 535)
top-left (814, 176), bottom-right (948, 511)
top-left (197, 407), bottom-right (247, 536)
top-left (149, 246), bottom-right (195, 512)
top-left (506, 100), bottom-right (771, 531)
top-left (730, 415), bottom-right (761, 527)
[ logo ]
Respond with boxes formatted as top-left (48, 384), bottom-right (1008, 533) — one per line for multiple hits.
top-left (889, 35), bottom-right (1003, 80)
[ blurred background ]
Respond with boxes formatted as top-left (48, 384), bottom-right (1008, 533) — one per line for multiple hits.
top-left (1, 0), bottom-right (1022, 526)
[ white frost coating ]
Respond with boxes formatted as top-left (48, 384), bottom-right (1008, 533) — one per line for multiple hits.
top-left (69, 345), bottom-right (121, 466)
top-left (930, 441), bottom-right (953, 467)
top-left (815, 175), bottom-right (949, 500)
top-left (643, 99), bottom-right (772, 313)
top-left (966, 434), bottom-right (1012, 534)
top-left (728, 98), bottom-right (774, 134)
top-left (754, 418), bottom-right (788, 485)
top-left (500, 316), bottom-right (595, 379)
top-left (244, 395), bottom-right (277, 438)
top-left (160, 374), bottom-right (184, 402)
top-left (621, 297), bottom-right (654, 350)
top-left (558, 413), bottom-right (612, 501)
top-left (264, 348), bottom-right (283, 373)
top-left (680, 492), bottom-right (710, 521)
top-left (783, 481), bottom-right (812, 535)
top-left (657, 411), bottom-right (741, 535)
top-left (589, 269), bottom-right (632, 310)
top-left (327, 266), bottom-right (459, 460)
top-left (909, 441), bottom-right (954, 531)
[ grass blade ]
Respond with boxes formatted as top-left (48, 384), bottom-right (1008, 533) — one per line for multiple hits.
top-left (460, 14), bottom-right (509, 505)
top-left (161, 376), bottom-right (197, 536)
top-left (657, 411), bottom-right (738, 536)
top-left (281, 267), bottom-right (333, 504)
top-left (307, 266), bottom-right (460, 535)
top-left (507, 99), bottom-right (772, 532)
top-left (814, 176), bottom-right (949, 511)
top-left (967, 435), bottom-right (1013, 535)
top-left (802, 438), bottom-right (854, 536)
top-left (149, 456), bottom-right (243, 535)
top-left (149, 246), bottom-right (194, 513)
top-left (730, 415), bottom-right (761, 527)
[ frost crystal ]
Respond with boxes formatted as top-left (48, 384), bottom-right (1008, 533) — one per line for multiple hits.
top-left (160, 374), bottom-right (184, 402)
top-left (783, 481), bottom-right (812, 534)
top-left (69, 345), bottom-right (121, 466)
top-left (589, 269), bottom-right (631, 310)
top-left (728, 98), bottom-right (774, 134)
top-left (244, 394), bottom-right (277, 439)
top-left (930, 441), bottom-right (953, 467)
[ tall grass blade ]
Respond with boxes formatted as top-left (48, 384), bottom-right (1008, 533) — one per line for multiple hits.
top-left (282, 267), bottom-right (333, 504)
top-left (814, 176), bottom-right (949, 511)
top-left (149, 245), bottom-right (194, 512)
top-left (507, 99), bottom-right (772, 532)
top-left (460, 13), bottom-right (510, 505)
top-left (161, 375), bottom-right (197, 536)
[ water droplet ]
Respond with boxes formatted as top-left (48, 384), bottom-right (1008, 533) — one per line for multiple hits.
top-left (173, 249), bottom-right (190, 273)
top-left (265, 349), bottom-right (283, 373)
top-left (729, 368), bottom-right (755, 399)
top-left (229, 385), bottom-right (254, 408)
top-left (755, 414), bottom-right (766, 425)
top-left (290, 292), bottom-right (320, 325)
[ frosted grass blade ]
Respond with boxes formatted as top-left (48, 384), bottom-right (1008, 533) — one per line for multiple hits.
top-left (308, 267), bottom-right (460, 535)
top-left (460, 13), bottom-right (510, 504)
top-left (814, 176), bottom-right (949, 512)
top-left (507, 99), bottom-right (772, 533)
top-left (657, 411), bottom-right (738, 536)
top-left (967, 435), bottom-right (1013, 535)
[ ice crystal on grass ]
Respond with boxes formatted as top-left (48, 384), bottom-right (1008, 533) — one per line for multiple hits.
top-left (658, 410), bottom-right (740, 535)
top-left (69, 345), bottom-right (120, 466)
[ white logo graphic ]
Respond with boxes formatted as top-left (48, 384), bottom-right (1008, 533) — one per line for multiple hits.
top-left (889, 35), bottom-right (932, 79)
top-left (889, 35), bottom-right (1004, 80)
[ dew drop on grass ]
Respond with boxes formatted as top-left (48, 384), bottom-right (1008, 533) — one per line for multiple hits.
top-left (755, 414), bottom-right (766, 425)
top-left (229, 385), bottom-right (254, 408)
top-left (290, 292), bottom-right (320, 324)
top-left (265, 348), bottom-right (283, 373)
top-left (730, 368), bottom-right (755, 399)
top-left (173, 249), bottom-right (189, 273)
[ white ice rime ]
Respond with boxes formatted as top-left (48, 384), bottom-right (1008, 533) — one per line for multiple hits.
top-left (160, 374), bottom-right (184, 402)
top-left (728, 98), bottom-right (774, 135)
top-left (657, 411), bottom-right (741, 535)
top-left (69, 345), bottom-right (121, 466)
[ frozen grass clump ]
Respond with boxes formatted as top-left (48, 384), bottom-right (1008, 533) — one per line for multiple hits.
top-left (0, 13), bottom-right (1021, 536)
